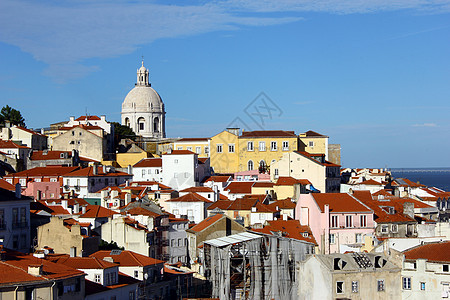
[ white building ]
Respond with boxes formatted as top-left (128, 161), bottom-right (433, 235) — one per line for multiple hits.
top-left (121, 61), bottom-right (166, 139)
top-left (132, 158), bottom-right (162, 182)
top-left (166, 192), bottom-right (212, 224)
top-left (162, 150), bottom-right (210, 191)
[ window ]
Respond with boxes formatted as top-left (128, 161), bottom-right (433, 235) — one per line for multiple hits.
top-left (282, 141), bottom-right (289, 150)
top-left (195, 147), bottom-right (201, 154)
top-left (174, 159), bottom-right (178, 164)
top-left (72, 131), bottom-right (75, 136)
top-left (420, 282), bottom-right (425, 291)
top-left (228, 144), bottom-right (235, 153)
top-left (444, 264), bottom-right (449, 272)
top-left (177, 147), bottom-right (183, 150)
top-left (402, 277), bottom-right (411, 290)
top-left (352, 281), bottom-right (359, 293)
top-left (134, 270), bottom-right (139, 278)
top-left (355, 233), bottom-right (363, 243)
top-left (345, 215), bottom-right (353, 228)
top-left (270, 141), bottom-right (277, 151)
top-left (184, 172), bottom-right (189, 178)
top-left (309, 141), bottom-right (314, 147)
top-left (274, 169), bottom-right (279, 177)
top-left (171, 239), bottom-right (175, 247)
top-left (391, 224), bottom-right (398, 233)
top-left (95, 274), bottom-right (101, 283)
top-left (381, 225), bottom-right (389, 233)
top-left (329, 233), bottom-right (335, 244)
top-left (217, 144), bottom-right (223, 153)
top-left (331, 215), bottom-right (338, 228)
top-left (142, 169), bottom-right (146, 176)
top-left (248, 160), bottom-right (254, 171)
top-left (187, 147), bottom-right (192, 151)
top-left (129, 291), bottom-right (135, 300)
top-left (360, 215), bottom-right (367, 227)
top-left (336, 281), bottom-right (344, 294)
top-left (12, 235), bottom-right (19, 249)
top-left (259, 141), bottom-right (266, 151)
top-left (377, 280), bottom-right (385, 291)
top-left (247, 141), bottom-right (254, 151)
top-left (205, 146), bottom-right (209, 154)
top-left (178, 238), bottom-right (182, 247)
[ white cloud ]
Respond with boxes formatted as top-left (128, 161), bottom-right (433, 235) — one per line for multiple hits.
top-left (0, 0), bottom-right (448, 81)
top-left (412, 123), bottom-right (438, 127)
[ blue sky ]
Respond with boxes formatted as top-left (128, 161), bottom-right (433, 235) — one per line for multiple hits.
top-left (1, 0), bottom-right (449, 168)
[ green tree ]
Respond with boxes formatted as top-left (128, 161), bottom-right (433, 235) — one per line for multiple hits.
top-left (0, 105), bottom-right (26, 127)
top-left (111, 122), bottom-right (137, 151)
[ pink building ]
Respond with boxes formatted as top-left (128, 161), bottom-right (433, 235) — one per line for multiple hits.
top-left (233, 169), bottom-right (270, 181)
top-left (296, 193), bottom-right (375, 254)
top-left (23, 181), bottom-right (61, 200)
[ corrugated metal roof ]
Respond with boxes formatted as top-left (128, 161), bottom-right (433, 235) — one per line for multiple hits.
top-left (204, 232), bottom-right (262, 247)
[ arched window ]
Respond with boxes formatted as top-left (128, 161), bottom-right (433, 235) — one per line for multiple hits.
top-left (248, 160), bottom-right (254, 171)
top-left (124, 118), bottom-right (130, 127)
top-left (137, 117), bottom-right (145, 131)
top-left (153, 117), bottom-right (159, 132)
top-left (259, 160), bottom-right (266, 173)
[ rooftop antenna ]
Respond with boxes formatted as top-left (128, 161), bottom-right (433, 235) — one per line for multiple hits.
top-left (85, 107), bottom-right (88, 122)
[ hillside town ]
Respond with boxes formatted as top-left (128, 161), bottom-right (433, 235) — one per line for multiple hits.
top-left (0, 62), bottom-right (449, 300)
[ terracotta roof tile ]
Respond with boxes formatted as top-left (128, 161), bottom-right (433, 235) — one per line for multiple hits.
top-left (75, 115), bottom-right (101, 121)
top-left (163, 150), bottom-right (196, 155)
top-left (64, 166), bottom-right (131, 177)
top-left (0, 179), bottom-right (15, 191)
top-left (0, 139), bottom-right (31, 149)
top-left (166, 192), bottom-right (213, 203)
top-left (4, 166), bottom-right (79, 178)
top-left (29, 150), bottom-right (73, 161)
top-left (90, 250), bottom-right (164, 267)
top-left (126, 207), bottom-right (161, 218)
top-left (252, 219), bottom-right (317, 245)
top-left (189, 214), bottom-right (224, 232)
top-left (133, 158), bottom-right (162, 168)
top-left (312, 193), bottom-right (372, 213)
top-left (240, 130), bottom-right (297, 138)
top-left (224, 182), bottom-right (254, 194)
top-left (180, 186), bottom-right (214, 193)
top-left (80, 205), bottom-right (118, 218)
top-left (404, 241), bottom-right (450, 263)
top-left (252, 182), bottom-right (274, 188)
top-left (275, 177), bottom-right (311, 186)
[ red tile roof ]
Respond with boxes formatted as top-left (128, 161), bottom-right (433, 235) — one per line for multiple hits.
top-left (80, 205), bottom-right (118, 218)
top-left (0, 179), bottom-right (15, 191)
top-left (133, 158), bottom-right (162, 168)
top-left (224, 181), bottom-right (254, 194)
top-left (312, 193), bottom-right (372, 213)
top-left (59, 124), bottom-right (103, 131)
top-left (403, 241), bottom-right (450, 263)
top-left (164, 150), bottom-right (196, 155)
top-left (75, 115), bottom-right (101, 121)
top-left (189, 214), bottom-right (224, 232)
top-left (275, 177), bottom-right (311, 186)
top-left (207, 200), bottom-right (233, 210)
top-left (267, 199), bottom-right (296, 210)
top-left (48, 255), bottom-right (118, 269)
top-left (252, 182), bottom-right (274, 188)
top-left (29, 150), bottom-right (73, 161)
top-left (252, 219), bottom-right (317, 245)
top-left (361, 179), bottom-right (384, 186)
top-left (90, 250), bottom-right (164, 267)
top-left (166, 192), bottom-right (213, 203)
top-left (301, 130), bottom-right (328, 138)
top-left (180, 186), bottom-right (214, 193)
top-left (126, 207), bottom-right (161, 218)
top-left (204, 176), bottom-right (232, 183)
top-left (64, 166), bottom-right (131, 177)
top-left (240, 130), bottom-right (297, 138)
top-left (15, 126), bottom-right (46, 137)
top-left (392, 178), bottom-right (426, 188)
top-left (0, 139), bottom-right (30, 149)
top-left (0, 248), bottom-right (84, 285)
top-left (4, 166), bottom-right (79, 178)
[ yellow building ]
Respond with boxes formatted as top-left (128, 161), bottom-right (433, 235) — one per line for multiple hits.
top-left (210, 129), bottom-right (239, 174)
top-left (299, 130), bottom-right (329, 159)
top-left (173, 138), bottom-right (210, 158)
top-left (116, 143), bottom-right (153, 168)
top-left (238, 130), bottom-right (299, 172)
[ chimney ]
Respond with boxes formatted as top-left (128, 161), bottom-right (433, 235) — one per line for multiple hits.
top-left (213, 185), bottom-right (219, 202)
top-left (5, 121), bottom-right (11, 128)
top-left (403, 202), bottom-right (415, 219)
top-left (15, 183), bottom-right (21, 199)
top-left (251, 207), bottom-right (257, 212)
top-left (111, 190), bottom-right (119, 199)
top-left (127, 165), bottom-right (132, 175)
top-left (125, 180), bottom-right (129, 187)
top-left (125, 193), bottom-right (132, 206)
top-left (36, 190), bottom-right (41, 201)
top-left (283, 214), bottom-right (288, 221)
top-left (74, 203), bottom-right (80, 214)
top-left (69, 116), bottom-right (75, 122)
top-left (101, 115), bottom-right (106, 121)
top-left (41, 128), bottom-right (44, 135)
top-left (103, 257), bottom-right (114, 263)
top-left (103, 165), bottom-right (107, 174)
top-left (81, 206), bottom-right (86, 214)
top-left (61, 199), bottom-right (68, 210)
top-left (93, 165), bottom-right (98, 175)
top-left (28, 264), bottom-right (43, 276)
top-left (226, 128), bottom-right (239, 136)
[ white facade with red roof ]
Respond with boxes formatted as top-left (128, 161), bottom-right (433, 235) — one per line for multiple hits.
top-left (132, 157), bottom-right (162, 182)
top-left (62, 165), bottom-right (132, 198)
top-left (166, 192), bottom-right (212, 223)
top-left (0, 125), bottom-right (47, 150)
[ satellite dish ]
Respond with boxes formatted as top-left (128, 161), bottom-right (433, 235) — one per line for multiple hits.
top-left (144, 273), bottom-right (148, 280)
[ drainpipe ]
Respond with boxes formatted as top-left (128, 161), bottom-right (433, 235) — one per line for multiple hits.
top-left (14, 285), bottom-right (19, 300)
top-left (50, 281), bottom-right (56, 299)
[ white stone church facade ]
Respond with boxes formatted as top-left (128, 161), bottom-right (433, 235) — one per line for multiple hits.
top-left (121, 61), bottom-right (166, 139)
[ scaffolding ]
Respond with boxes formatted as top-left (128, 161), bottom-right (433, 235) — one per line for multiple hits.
top-left (203, 232), bottom-right (314, 300)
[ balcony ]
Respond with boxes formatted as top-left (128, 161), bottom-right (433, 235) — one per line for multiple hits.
top-left (12, 221), bottom-right (28, 229)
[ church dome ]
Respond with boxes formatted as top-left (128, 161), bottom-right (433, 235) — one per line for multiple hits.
top-left (122, 86), bottom-right (164, 112)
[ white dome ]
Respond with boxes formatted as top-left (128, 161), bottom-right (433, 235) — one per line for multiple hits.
top-left (122, 86), bottom-right (164, 112)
